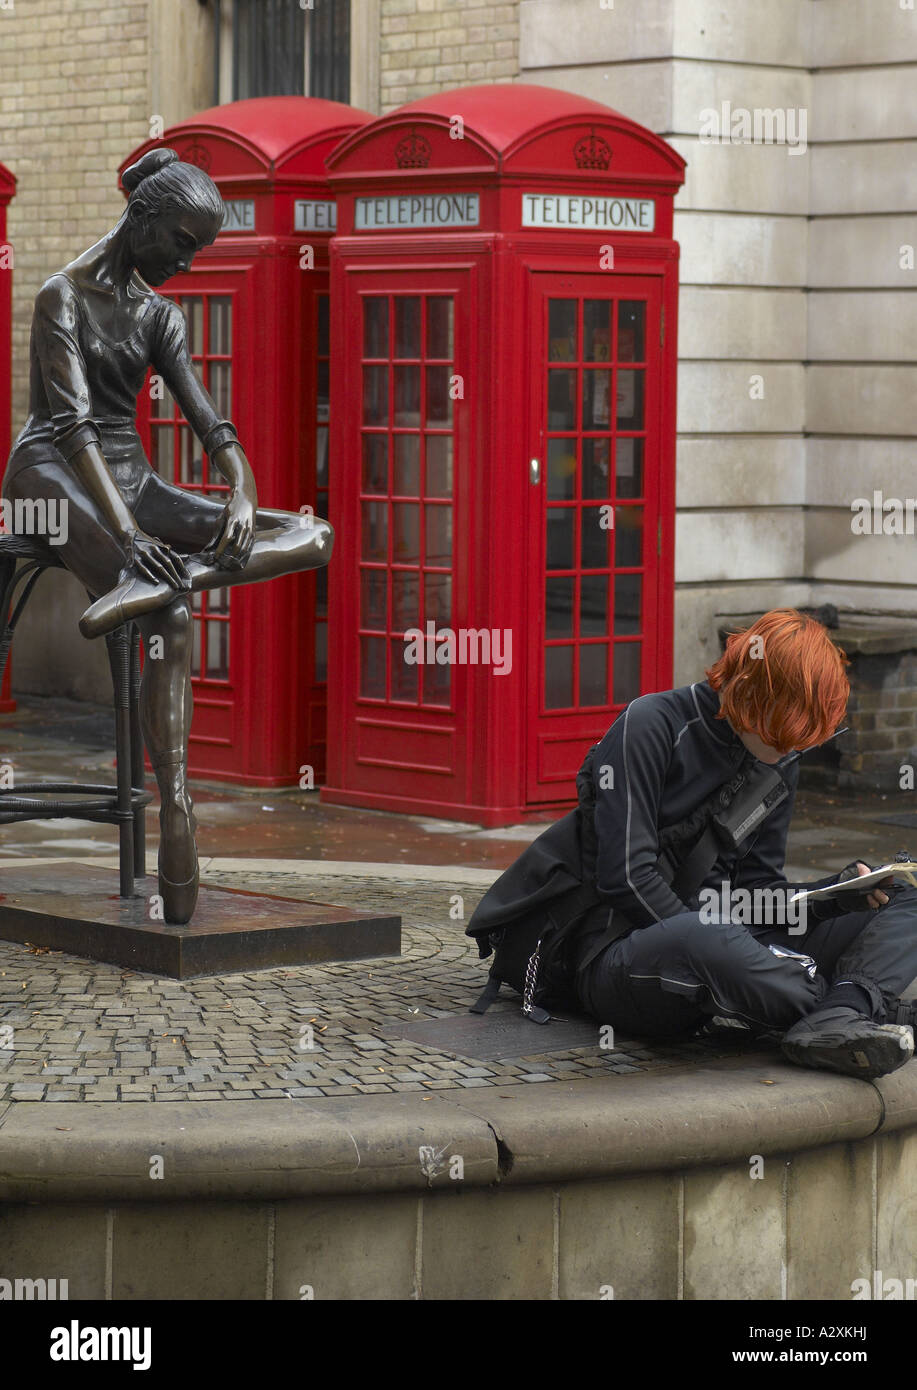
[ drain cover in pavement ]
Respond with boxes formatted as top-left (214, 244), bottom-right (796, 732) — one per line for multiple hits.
top-left (379, 1006), bottom-right (599, 1061)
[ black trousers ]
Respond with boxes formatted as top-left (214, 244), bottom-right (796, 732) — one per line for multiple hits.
top-left (576, 885), bottom-right (917, 1038)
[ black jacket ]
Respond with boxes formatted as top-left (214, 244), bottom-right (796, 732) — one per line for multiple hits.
top-left (466, 681), bottom-right (835, 958)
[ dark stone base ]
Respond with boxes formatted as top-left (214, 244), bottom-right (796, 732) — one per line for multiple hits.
top-left (380, 1003), bottom-right (599, 1062)
top-left (0, 863), bottom-right (401, 978)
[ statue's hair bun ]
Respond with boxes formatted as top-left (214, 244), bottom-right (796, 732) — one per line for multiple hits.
top-left (122, 147), bottom-right (179, 193)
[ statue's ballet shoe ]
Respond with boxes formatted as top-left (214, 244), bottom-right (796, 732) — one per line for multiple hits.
top-left (157, 794), bottom-right (199, 925)
top-left (79, 557), bottom-right (209, 640)
top-left (158, 863), bottom-right (199, 926)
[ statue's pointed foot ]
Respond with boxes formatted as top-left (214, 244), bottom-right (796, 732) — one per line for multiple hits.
top-left (79, 560), bottom-right (207, 639)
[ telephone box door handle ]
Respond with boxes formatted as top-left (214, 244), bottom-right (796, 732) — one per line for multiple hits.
top-left (530, 457), bottom-right (541, 485)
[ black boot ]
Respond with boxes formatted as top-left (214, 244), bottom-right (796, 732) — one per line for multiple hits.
top-left (781, 1006), bottom-right (913, 1080)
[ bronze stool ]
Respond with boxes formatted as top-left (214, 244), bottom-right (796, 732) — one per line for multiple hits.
top-left (0, 534), bottom-right (152, 896)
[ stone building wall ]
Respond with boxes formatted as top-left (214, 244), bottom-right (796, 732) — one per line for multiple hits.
top-left (520, 0), bottom-right (917, 691)
top-left (0, 0), bottom-right (212, 701)
top-left (379, 0), bottom-right (519, 110)
top-left (2, 0), bottom-right (916, 738)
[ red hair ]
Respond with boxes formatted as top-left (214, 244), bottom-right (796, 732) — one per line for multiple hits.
top-left (705, 609), bottom-right (850, 751)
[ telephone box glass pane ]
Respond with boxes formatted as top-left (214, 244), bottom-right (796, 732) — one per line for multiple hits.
top-left (616, 370), bottom-right (644, 428)
top-left (392, 571), bottom-right (419, 631)
top-left (425, 504), bottom-right (452, 566)
top-left (425, 366), bottom-right (452, 427)
top-left (581, 574), bottom-right (608, 635)
top-left (548, 300), bottom-right (576, 360)
top-left (179, 426), bottom-right (201, 486)
top-left (185, 297), bottom-right (203, 355)
top-left (361, 569), bottom-right (387, 629)
top-left (360, 636), bottom-right (386, 699)
top-left (583, 369), bottom-right (611, 430)
top-left (209, 298), bottom-right (232, 356)
top-left (580, 644), bottom-right (607, 706)
top-left (584, 301), bottom-right (612, 361)
top-left (394, 365), bottom-right (421, 426)
top-left (395, 297), bottom-right (422, 358)
top-left (547, 438), bottom-right (576, 500)
top-left (317, 294), bottom-right (330, 357)
top-left (548, 370), bottom-right (575, 431)
top-left (391, 638), bottom-right (418, 701)
top-left (614, 507), bottom-right (644, 568)
top-left (361, 501), bottom-right (387, 560)
top-left (547, 508), bottom-right (574, 569)
top-left (425, 435), bottom-right (452, 496)
top-left (582, 438), bottom-right (611, 498)
top-left (363, 366), bottom-right (388, 426)
top-left (362, 434), bottom-right (387, 493)
top-left (581, 507), bottom-right (610, 569)
top-left (207, 620), bottom-right (229, 681)
top-left (316, 425), bottom-right (329, 488)
top-left (316, 566), bottom-right (327, 618)
top-left (209, 362), bottom-right (232, 417)
top-left (618, 302), bottom-right (645, 361)
top-left (427, 298), bottom-right (453, 359)
top-left (151, 384), bottom-right (174, 419)
top-left (423, 658), bottom-right (450, 706)
top-left (545, 645), bottom-right (573, 709)
top-left (615, 574), bottom-right (642, 634)
top-left (545, 576), bottom-right (574, 637)
top-left (425, 572), bottom-right (451, 625)
top-left (317, 360), bottom-right (330, 422)
top-left (613, 642), bottom-right (641, 704)
top-left (393, 435), bottom-right (420, 494)
top-left (363, 298), bottom-right (388, 357)
top-left (393, 502), bottom-right (420, 563)
top-left (151, 427), bottom-right (173, 479)
top-left (615, 438), bottom-right (643, 498)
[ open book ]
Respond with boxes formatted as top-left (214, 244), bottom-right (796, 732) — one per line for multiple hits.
top-left (790, 861), bottom-right (917, 905)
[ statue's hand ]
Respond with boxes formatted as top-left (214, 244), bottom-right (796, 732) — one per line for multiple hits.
top-left (202, 490), bottom-right (255, 570)
top-left (125, 530), bottom-right (192, 590)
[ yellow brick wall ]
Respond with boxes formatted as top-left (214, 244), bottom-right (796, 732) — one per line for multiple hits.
top-left (0, 0), bottom-right (213, 440)
top-left (380, 0), bottom-right (520, 111)
top-left (0, 0), bottom-right (212, 701)
top-left (0, 1), bottom-right (153, 435)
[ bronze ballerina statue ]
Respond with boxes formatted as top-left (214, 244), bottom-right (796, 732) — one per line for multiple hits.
top-left (1, 148), bottom-right (333, 925)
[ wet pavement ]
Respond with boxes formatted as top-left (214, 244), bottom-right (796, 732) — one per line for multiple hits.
top-left (0, 693), bottom-right (915, 1104)
top-left (0, 694), bottom-right (551, 868)
top-left (2, 692), bottom-right (914, 874)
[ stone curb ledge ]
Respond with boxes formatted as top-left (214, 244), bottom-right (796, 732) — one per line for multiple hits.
top-left (0, 1055), bottom-right (914, 1201)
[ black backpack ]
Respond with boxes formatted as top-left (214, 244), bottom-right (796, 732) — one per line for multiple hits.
top-left (465, 742), bottom-right (623, 1023)
top-left (465, 742), bottom-right (787, 1023)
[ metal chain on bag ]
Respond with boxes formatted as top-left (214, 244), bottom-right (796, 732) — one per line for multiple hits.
top-left (522, 940), bottom-right (542, 1017)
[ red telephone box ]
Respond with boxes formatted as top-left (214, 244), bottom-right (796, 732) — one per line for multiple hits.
top-left (1, 160), bottom-right (17, 713)
top-left (122, 97), bottom-right (371, 785)
top-left (322, 84), bottom-right (686, 826)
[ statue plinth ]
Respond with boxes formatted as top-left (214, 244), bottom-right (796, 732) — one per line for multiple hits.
top-left (0, 863), bottom-right (400, 979)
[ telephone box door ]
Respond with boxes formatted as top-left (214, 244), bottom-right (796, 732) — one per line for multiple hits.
top-left (331, 267), bottom-right (471, 802)
top-left (526, 271), bottom-right (667, 804)
top-left (138, 264), bottom-right (257, 772)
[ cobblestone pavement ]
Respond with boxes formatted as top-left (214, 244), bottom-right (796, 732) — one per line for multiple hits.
top-left (1, 693), bottom-right (912, 1104)
top-left (0, 870), bottom-right (756, 1103)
